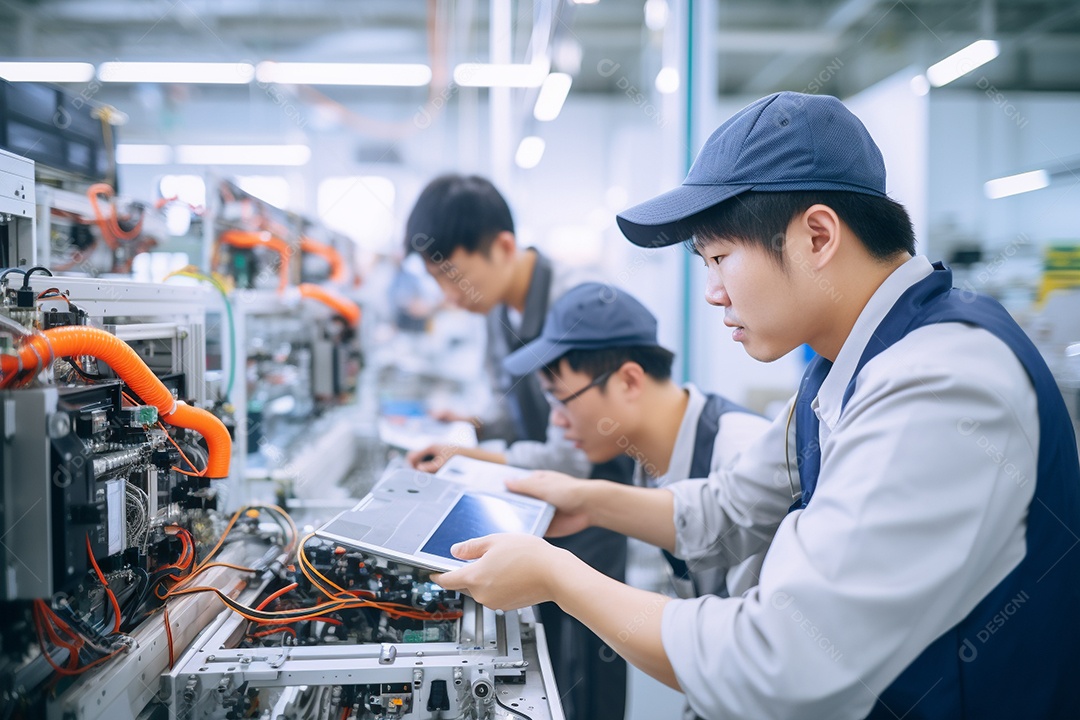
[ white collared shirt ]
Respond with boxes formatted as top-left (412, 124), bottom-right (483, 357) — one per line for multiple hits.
top-left (633, 382), bottom-right (772, 597)
top-left (662, 255), bottom-right (1039, 719)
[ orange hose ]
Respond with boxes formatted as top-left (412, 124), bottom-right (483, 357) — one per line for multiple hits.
top-left (0, 326), bottom-right (231, 478)
top-left (87, 183), bottom-right (142, 246)
top-left (158, 403), bottom-right (230, 479)
top-left (298, 284), bottom-right (362, 328)
top-left (300, 237), bottom-right (346, 283)
top-left (219, 230), bottom-right (292, 293)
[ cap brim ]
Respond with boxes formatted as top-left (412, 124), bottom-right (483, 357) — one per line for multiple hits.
top-left (616, 183), bottom-right (753, 248)
top-left (503, 337), bottom-right (569, 377)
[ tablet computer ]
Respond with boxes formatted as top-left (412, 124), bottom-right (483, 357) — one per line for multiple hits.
top-left (315, 467), bottom-right (554, 572)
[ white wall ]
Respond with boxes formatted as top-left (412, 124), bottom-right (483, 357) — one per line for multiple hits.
top-left (927, 91), bottom-right (1080, 257)
top-left (846, 68), bottom-right (929, 251)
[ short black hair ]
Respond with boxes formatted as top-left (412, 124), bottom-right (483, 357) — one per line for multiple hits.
top-left (540, 346), bottom-right (676, 386)
top-left (404, 174), bottom-right (515, 262)
top-left (679, 191), bottom-right (915, 264)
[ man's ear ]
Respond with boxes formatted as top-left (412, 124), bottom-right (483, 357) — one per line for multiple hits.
top-left (614, 362), bottom-right (646, 402)
top-left (489, 231), bottom-right (517, 263)
top-left (794, 204), bottom-right (842, 269)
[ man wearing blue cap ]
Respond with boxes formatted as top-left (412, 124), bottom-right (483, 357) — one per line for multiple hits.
top-left (502, 281), bottom-right (771, 600)
top-left (401, 173), bottom-right (631, 720)
top-left (432, 91), bottom-right (1080, 719)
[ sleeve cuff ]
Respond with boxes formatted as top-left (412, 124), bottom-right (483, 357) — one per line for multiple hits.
top-left (662, 595), bottom-right (738, 718)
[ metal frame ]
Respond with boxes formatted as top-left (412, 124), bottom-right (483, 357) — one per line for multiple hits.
top-left (0, 147), bottom-right (36, 267)
top-left (166, 593), bottom-right (565, 720)
top-left (0, 386), bottom-right (58, 599)
top-left (21, 275), bottom-right (211, 405)
top-left (225, 288), bottom-right (365, 505)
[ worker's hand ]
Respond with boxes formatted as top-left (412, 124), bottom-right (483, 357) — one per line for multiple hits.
top-left (506, 471), bottom-right (593, 537)
top-left (405, 443), bottom-right (459, 472)
top-left (405, 444), bottom-right (508, 473)
top-left (429, 408), bottom-right (480, 428)
top-left (431, 534), bottom-right (570, 611)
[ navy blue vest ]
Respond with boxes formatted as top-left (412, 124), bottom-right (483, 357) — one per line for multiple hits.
top-left (663, 393), bottom-right (758, 589)
top-left (794, 264), bottom-right (1080, 718)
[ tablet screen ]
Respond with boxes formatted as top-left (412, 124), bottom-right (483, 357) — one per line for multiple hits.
top-left (421, 493), bottom-right (544, 560)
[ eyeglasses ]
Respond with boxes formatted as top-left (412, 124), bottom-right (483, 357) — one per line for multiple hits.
top-left (542, 370), bottom-right (614, 411)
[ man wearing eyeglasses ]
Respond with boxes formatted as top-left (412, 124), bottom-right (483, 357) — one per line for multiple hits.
top-left (431, 92), bottom-right (1080, 719)
top-left (401, 173), bottom-right (631, 720)
top-left (502, 282), bottom-right (771, 601)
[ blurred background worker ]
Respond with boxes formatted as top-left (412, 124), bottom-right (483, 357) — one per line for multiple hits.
top-left (502, 282), bottom-right (771, 602)
top-left (402, 174), bottom-right (632, 720)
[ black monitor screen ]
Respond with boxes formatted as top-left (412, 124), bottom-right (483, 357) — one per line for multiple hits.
top-left (421, 493), bottom-right (543, 561)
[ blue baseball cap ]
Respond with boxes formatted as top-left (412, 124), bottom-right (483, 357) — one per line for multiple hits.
top-left (502, 283), bottom-right (661, 377)
top-left (616, 91), bottom-right (888, 248)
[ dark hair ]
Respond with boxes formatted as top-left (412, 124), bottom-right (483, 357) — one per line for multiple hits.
top-left (541, 346), bottom-right (676, 385)
top-left (679, 191), bottom-right (915, 264)
top-left (404, 174), bottom-right (515, 261)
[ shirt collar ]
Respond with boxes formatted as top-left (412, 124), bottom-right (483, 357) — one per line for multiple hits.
top-left (813, 255), bottom-right (935, 430)
top-left (648, 382), bottom-right (705, 485)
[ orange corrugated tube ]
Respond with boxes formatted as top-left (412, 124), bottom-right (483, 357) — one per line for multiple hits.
top-left (0, 326), bottom-right (231, 479)
top-left (218, 229), bottom-right (292, 293)
top-left (87, 183), bottom-right (142, 246)
top-left (300, 237), bottom-right (346, 283)
top-left (298, 283), bottom-right (362, 328)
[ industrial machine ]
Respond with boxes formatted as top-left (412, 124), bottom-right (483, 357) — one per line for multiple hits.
top-left (0, 155), bottom-right (564, 720)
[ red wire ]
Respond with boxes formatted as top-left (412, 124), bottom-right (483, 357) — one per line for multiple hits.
top-left (33, 600), bottom-right (81, 670)
top-left (255, 582), bottom-right (298, 611)
top-left (33, 602), bottom-right (77, 674)
top-left (164, 607), bottom-right (175, 669)
top-left (251, 625), bottom-right (297, 639)
top-left (32, 599), bottom-right (125, 676)
top-left (85, 535), bottom-right (122, 634)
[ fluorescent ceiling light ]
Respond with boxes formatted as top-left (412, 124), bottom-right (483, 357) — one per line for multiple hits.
top-left (0, 62), bottom-right (95, 83)
top-left (515, 136), bottom-right (545, 169)
top-left (534, 73), bottom-right (572, 121)
top-left (569, 0), bottom-right (600, 4)
top-left (98, 62), bottom-right (255, 84)
top-left (175, 145), bottom-right (311, 166)
top-left (655, 67), bottom-right (680, 94)
top-left (255, 62), bottom-right (431, 87)
top-left (984, 170), bottom-right (1050, 199)
top-left (454, 63), bottom-right (548, 88)
top-left (926, 40), bottom-right (999, 87)
top-left (116, 144), bottom-right (173, 165)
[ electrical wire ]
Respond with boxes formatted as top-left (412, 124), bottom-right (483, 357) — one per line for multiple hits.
top-left (37, 288), bottom-right (71, 304)
top-left (252, 625), bottom-right (296, 639)
top-left (21, 266), bottom-right (53, 286)
top-left (85, 535), bottom-right (122, 634)
top-left (0, 267), bottom-right (25, 285)
top-left (32, 599), bottom-right (127, 676)
top-left (495, 696), bottom-right (535, 720)
top-left (121, 388), bottom-right (205, 476)
top-left (255, 582), bottom-right (299, 612)
top-left (163, 607), bottom-right (175, 669)
top-left (162, 267), bottom-right (236, 398)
